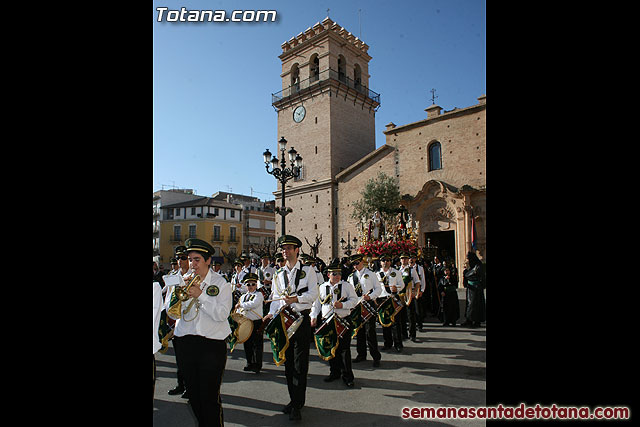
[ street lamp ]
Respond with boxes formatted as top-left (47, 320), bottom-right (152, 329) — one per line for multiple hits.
top-left (340, 231), bottom-right (358, 256)
top-left (263, 137), bottom-right (302, 236)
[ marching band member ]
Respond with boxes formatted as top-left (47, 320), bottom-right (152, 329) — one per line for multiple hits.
top-left (399, 253), bottom-right (422, 343)
top-left (165, 245), bottom-right (189, 398)
top-left (377, 254), bottom-right (405, 352)
top-left (264, 234), bottom-right (318, 421)
top-left (236, 272), bottom-right (265, 373)
top-left (311, 259), bottom-right (358, 387)
top-left (348, 253), bottom-right (382, 367)
top-left (259, 253), bottom-right (275, 315)
top-left (153, 280), bottom-right (163, 402)
top-left (165, 238), bottom-right (232, 427)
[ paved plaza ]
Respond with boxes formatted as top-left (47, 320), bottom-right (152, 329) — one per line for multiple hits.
top-left (154, 290), bottom-right (486, 426)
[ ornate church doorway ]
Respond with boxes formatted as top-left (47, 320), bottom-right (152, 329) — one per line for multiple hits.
top-left (425, 230), bottom-right (456, 264)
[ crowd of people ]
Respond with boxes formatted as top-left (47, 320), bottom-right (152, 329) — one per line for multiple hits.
top-left (153, 235), bottom-right (486, 426)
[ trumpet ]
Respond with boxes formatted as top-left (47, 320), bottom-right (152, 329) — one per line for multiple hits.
top-left (175, 272), bottom-right (202, 321)
top-left (175, 272), bottom-right (202, 302)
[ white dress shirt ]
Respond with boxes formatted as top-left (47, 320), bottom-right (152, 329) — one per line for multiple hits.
top-left (348, 266), bottom-right (382, 299)
top-left (311, 279), bottom-right (358, 319)
top-left (376, 267), bottom-right (404, 298)
top-left (153, 281), bottom-right (163, 354)
top-left (269, 260), bottom-right (319, 315)
top-left (167, 269), bottom-right (232, 340)
top-left (238, 290), bottom-right (264, 321)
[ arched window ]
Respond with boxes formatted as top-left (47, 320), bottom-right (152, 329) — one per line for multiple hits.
top-left (428, 141), bottom-right (442, 171)
top-left (354, 64), bottom-right (362, 91)
top-left (310, 54), bottom-right (319, 82)
top-left (291, 64), bottom-right (300, 93)
top-left (338, 55), bottom-right (346, 82)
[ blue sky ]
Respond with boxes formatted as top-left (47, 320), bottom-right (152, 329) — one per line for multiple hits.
top-left (153, 0), bottom-right (485, 199)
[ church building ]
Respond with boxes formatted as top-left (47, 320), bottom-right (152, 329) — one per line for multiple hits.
top-left (271, 17), bottom-right (485, 281)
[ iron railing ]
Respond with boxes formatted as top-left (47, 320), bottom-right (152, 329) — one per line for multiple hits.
top-left (272, 68), bottom-right (380, 105)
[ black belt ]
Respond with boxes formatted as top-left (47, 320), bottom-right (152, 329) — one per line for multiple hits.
top-left (297, 309), bottom-right (311, 316)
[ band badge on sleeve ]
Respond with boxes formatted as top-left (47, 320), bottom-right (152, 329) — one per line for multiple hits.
top-left (206, 285), bottom-right (219, 296)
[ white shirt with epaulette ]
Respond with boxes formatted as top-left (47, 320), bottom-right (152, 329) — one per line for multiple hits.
top-left (268, 260), bottom-right (319, 315)
top-left (347, 267), bottom-right (382, 299)
top-left (376, 267), bottom-right (404, 297)
top-left (238, 290), bottom-right (264, 321)
top-left (168, 269), bottom-right (232, 340)
top-left (310, 279), bottom-right (358, 319)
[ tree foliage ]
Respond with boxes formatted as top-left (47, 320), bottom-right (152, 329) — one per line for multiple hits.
top-left (350, 172), bottom-right (401, 225)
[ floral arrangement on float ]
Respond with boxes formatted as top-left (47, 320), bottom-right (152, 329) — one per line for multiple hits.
top-left (356, 206), bottom-right (421, 259)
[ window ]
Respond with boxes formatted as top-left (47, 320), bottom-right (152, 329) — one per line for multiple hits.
top-left (229, 227), bottom-right (237, 242)
top-left (173, 225), bottom-right (181, 241)
top-left (338, 55), bottom-right (346, 82)
top-left (428, 141), bottom-right (442, 171)
top-left (294, 161), bottom-right (305, 182)
top-left (175, 208), bottom-right (181, 217)
top-left (310, 54), bottom-right (320, 82)
top-left (354, 64), bottom-right (362, 91)
top-left (291, 64), bottom-right (300, 93)
top-left (188, 225), bottom-right (196, 238)
top-left (213, 225), bottom-right (221, 241)
top-left (214, 207), bottom-right (219, 216)
top-left (230, 209), bottom-right (235, 218)
top-left (191, 207), bottom-right (196, 216)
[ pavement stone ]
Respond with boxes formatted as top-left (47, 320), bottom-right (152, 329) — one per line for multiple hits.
top-left (154, 290), bottom-right (486, 426)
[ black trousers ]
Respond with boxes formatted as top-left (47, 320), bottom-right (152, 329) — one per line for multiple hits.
top-left (355, 315), bottom-right (381, 361)
top-left (284, 313), bottom-right (311, 410)
top-left (407, 300), bottom-right (418, 339)
top-left (243, 319), bottom-right (264, 369)
top-left (171, 335), bottom-right (185, 389)
top-left (381, 306), bottom-right (404, 349)
top-left (328, 319), bottom-right (354, 382)
top-left (177, 335), bottom-right (227, 427)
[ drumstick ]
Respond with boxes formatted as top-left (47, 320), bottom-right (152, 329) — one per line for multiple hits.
top-left (264, 297), bottom-right (286, 303)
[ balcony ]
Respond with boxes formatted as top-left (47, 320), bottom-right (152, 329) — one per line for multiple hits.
top-left (272, 68), bottom-right (380, 107)
top-left (169, 235), bottom-right (183, 243)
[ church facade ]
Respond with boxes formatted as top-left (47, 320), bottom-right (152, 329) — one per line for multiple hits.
top-left (271, 17), bottom-right (485, 281)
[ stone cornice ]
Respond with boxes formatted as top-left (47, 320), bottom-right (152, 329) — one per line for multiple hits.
top-left (279, 17), bottom-right (371, 61)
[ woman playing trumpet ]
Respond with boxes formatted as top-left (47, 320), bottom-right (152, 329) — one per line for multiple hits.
top-left (165, 238), bottom-right (231, 427)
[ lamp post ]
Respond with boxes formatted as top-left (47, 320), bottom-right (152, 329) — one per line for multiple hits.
top-left (340, 231), bottom-right (358, 257)
top-left (263, 137), bottom-right (303, 237)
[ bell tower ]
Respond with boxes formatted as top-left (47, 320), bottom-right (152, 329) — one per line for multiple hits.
top-left (271, 17), bottom-right (380, 261)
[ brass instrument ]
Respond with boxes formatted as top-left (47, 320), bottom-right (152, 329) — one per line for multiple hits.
top-left (175, 272), bottom-right (202, 321)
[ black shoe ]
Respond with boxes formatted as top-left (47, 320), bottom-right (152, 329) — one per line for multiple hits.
top-left (410, 337), bottom-right (419, 343)
top-left (289, 406), bottom-right (302, 420)
top-left (394, 346), bottom-right (402, 353)
top-left (243, 365), bottom-right (253, 371)
top-left (373, 359), bottom-right (380, 367)
top-left (381, 345), bottom-right (391, 351)
top-left (343, 379), bottom-right (354, 388)
top-left (418, 327), bottom-right (424, 332)
top-left (352, 356), bottom-right (366, 363)
top-left (181, 390), bottom-right (190, 399)
top-left (324, 374), bottom-right (341, 382)
top-left (168, 385), bottom-right (185, 395)
top-left (282, 402), bottom-right (294, 414)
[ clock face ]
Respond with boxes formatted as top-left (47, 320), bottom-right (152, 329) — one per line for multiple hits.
top-left (293, 105), bottom-right (306, 123)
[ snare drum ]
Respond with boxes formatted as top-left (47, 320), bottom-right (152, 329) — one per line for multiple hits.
top-left (360, 298), bottom-right (378, 322)
top-left (266, 305), bottom-right (303, 339)
top-left (230, 311), bottom-right (254, 344)
top-left (315, 312), bottom-right (349, 339)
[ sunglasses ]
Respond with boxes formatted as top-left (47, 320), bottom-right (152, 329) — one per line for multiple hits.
top-left (177, 256), bottom-right (188, 260)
